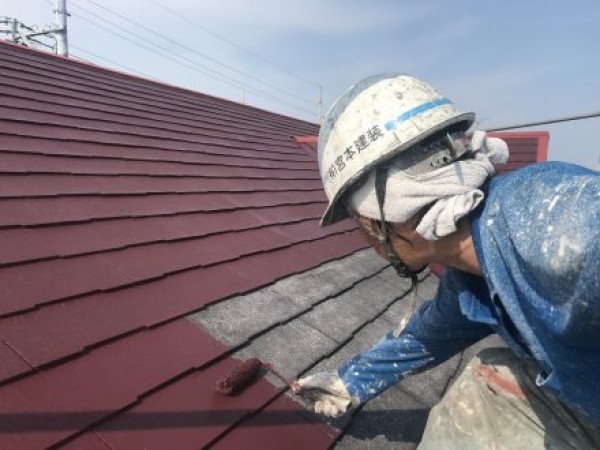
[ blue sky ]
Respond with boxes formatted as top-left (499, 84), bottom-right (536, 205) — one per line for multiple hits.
top-left (2, 0), bottom-right (599, 167)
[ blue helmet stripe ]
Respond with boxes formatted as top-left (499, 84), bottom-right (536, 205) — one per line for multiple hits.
top-left (384, 98), bottom-right (452, 131)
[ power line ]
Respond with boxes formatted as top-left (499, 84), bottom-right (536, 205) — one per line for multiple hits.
top-left (77, 0), bottom-right (314, 107)
top-left (70, 10), bottom-right (257, 98)
top-left (68, 2), bottom-right (315, 116)
top-left (486, 111), bottom-right (600, 132)
top-left (70, 11), bottom-right (222, 78)
top-left (68, 5), bottom-right (316, 116)
top-left (69, 2), bottom-right (250, 88)
top-left (70, 44), bottom-right (157, 79)
top-left (148, 0), bottom-right (320, 89)
top-left (145, 0), bottom-right (325, 122)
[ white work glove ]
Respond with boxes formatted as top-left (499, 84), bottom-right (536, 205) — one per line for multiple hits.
top-left (291, 372), bottom-right (358, 418)
top-left (469, 130), bottom-right (509, 165)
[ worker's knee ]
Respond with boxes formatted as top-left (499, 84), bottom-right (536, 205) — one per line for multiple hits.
top-left (419, 347), bottom-right (600, 450)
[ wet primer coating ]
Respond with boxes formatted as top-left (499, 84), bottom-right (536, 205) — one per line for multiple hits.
top-left (338, 162), bottom-right (600, 422)
top-left (216, 358), bottom-right (263, 395)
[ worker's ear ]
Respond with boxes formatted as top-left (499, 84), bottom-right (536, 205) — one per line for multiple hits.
top-left (370, 218), bottom-right (385, 237)
top-left (389, 220), bottom-right (420, 244)
top-left (351, 214), bottom-right (379, 239)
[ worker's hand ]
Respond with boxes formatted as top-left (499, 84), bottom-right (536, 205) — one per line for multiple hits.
top-left (291, 372), bottom-right (357, 418)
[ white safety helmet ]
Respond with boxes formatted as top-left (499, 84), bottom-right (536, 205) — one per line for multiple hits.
top-left (318, 74), bottom-right (475, 226)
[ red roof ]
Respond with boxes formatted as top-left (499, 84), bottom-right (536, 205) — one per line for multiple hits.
top-left (0, 40), bottom-right (552, 448)
top-left (489, 130), bottom-right (549, 173)
top-left (0, 41), bottom-right (367, 448)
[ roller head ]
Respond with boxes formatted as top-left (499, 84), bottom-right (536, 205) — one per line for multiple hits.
top-left (216, 358), bottom-right (263, 395)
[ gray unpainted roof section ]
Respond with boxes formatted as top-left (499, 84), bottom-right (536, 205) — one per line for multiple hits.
top-left (188, 248), bottom-right (504, 449)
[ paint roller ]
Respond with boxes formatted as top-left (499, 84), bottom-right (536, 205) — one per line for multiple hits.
top-left (215, 358), bottom-right (296, 395)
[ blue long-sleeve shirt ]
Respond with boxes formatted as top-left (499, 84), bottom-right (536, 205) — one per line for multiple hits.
top-left (338, 162), bottom-right (600, 422)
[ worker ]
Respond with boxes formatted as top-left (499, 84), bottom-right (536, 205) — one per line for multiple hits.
top-left (292, 74), bottom-right (600, 449)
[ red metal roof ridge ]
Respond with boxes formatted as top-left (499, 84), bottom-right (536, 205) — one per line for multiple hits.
top-left (536, 132), bottom-right (549, 162)
top-left (294, 135), bottom-right (319, 159)
top-left (0, 40), bottom-right (318, 128)
top-left (489, 130), bottom-right (549, 162)
top-left (294, 135), bottom-right (318, 143)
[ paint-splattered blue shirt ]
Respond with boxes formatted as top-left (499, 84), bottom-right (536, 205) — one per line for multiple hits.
top-left (338, 162), bottom-right (600, 422)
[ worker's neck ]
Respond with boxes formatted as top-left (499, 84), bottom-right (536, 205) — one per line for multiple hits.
top-left (431, 220), bottom-right (482, 276)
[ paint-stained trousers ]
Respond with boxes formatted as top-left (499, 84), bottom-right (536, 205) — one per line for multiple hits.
top-left (418, 348), bottom-right (600, 450)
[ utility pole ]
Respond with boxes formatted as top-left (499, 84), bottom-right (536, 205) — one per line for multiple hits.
top-left (0, 0), bottom-right (69, 55)
top-left (54, 0), bottom-right (69, 56)
top-left (2, 17), bottom-right (18, 42)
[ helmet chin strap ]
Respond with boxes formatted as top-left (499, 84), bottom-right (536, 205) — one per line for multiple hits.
top-left (374, 166), bottom-right (426, 287)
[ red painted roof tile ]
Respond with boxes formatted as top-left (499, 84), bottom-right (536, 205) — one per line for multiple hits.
top-left (61, 432), bottom-right (112, 449)
top-left (211, 395), bottom-right (338, 449)
top-left (0, 255), bottom-right (134, 315)
top-left (0, 135), bottom-right (317, 169)
top-left (0, 191), bottom-right (326, 228)
top-left (0, 174), bottom-right (321, 198)
top-left (0, 219), bottom-right (353, 316)
top-left (226, 232), bottom-right (364, 294)
top-left (0, 265), bottom-right (250, 371)
top-left (0, 233), bottom-right (361, 376)
top-left (0, 204), bottom-right (324, 266)
top-left (0, 340), bottom-right (33, 382)
top-left (0, 320), bottom-right (225, 448)
top-left (90, 360), bottom-right (283, 449)
top-left (0, 87), bottom-right (314, 144)
top-left (0, 151), bottom-right (319, 180)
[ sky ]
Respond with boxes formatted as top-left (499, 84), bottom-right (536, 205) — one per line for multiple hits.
top-left (1, 0), bottom-right (599, 167)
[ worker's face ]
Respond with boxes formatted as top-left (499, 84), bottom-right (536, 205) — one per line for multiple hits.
top-left (352, 213), bottom-right (431, 271)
